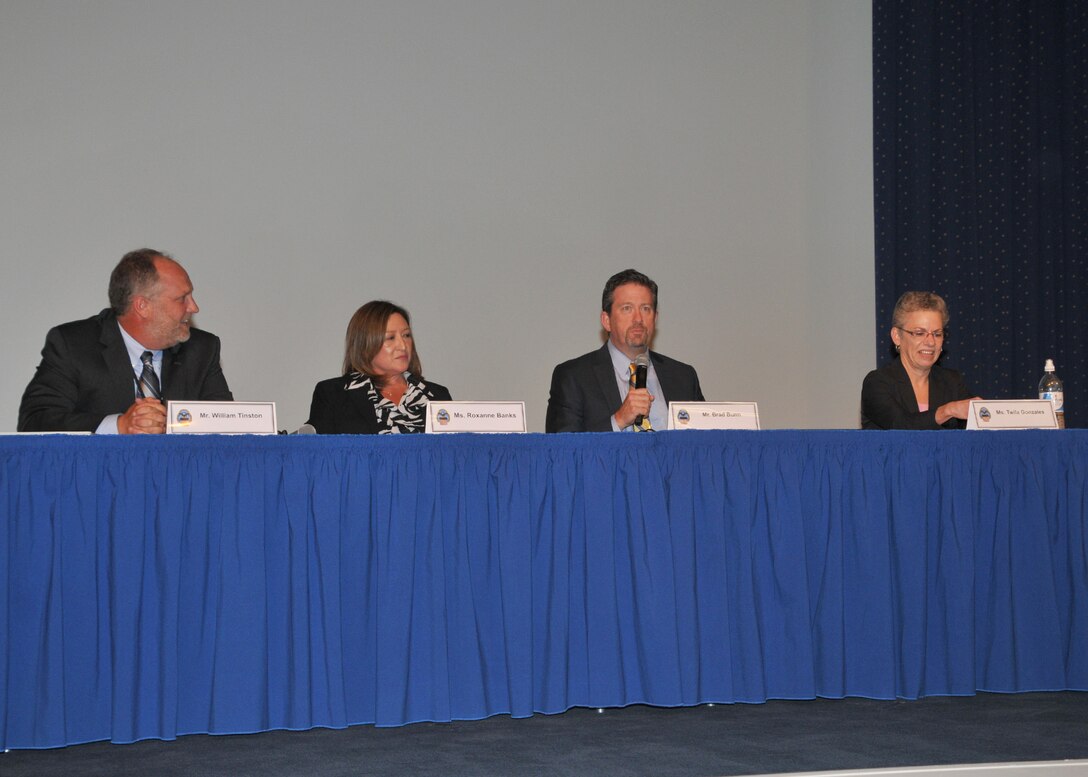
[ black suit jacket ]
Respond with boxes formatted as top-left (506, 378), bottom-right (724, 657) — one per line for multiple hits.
top-left (861, 359), bottom-right (970, 430)
top-left (306, 374), bottom-right (452, 434)
top-left (18, 309), bottom-right (233, 432)
top-left (546, 344), bottom-right (704, 433)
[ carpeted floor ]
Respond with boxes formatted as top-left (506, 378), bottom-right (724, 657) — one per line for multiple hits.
top-left (4, 692), bottom-right (1088, 777)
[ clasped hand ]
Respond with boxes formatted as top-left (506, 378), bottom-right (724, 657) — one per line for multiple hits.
top-left (118, 398), bottom-right (167, 434)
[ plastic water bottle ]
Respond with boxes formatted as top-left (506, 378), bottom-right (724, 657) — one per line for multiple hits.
top-left (1039, 359), bottom-right (1065, 429)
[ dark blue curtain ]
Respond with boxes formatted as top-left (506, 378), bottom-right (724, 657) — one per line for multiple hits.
top-left (873, 1), bottom-right (1087, 426)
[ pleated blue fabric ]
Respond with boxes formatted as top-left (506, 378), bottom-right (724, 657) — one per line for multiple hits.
top-left (2, 431), bottom-right (1086, 749)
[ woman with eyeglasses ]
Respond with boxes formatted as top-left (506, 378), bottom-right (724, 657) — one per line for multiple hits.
top-left (861, 291), bottom-right (979, 429)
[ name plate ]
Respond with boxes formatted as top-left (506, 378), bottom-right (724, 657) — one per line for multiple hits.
top-left (166, 401), bottom-right (278, 435)
top-left (424, 401), bottom-right (527, 433)
top-left (966, 399), bottom-right (1058, 430)
top-left (667, 401), bottom-right (760, 430)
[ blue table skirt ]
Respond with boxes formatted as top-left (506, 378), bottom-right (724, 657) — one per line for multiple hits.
top-left (2, 430), bottom-right (1086, 749)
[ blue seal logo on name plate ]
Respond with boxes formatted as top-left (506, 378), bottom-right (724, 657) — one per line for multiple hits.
top-left (436, 408), bottom-right (450, 425)
top-left (978, 407), bottom-right (991, 422)
top-left (677, 409), bottom-right (690, 425)
top-left (176, 408), bottom-right (193, 425)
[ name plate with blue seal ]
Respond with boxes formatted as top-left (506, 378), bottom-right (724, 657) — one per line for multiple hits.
top-left (966, 399), bottom-right (1058, 430)
top-left (668, 401), bottom-right (761, 430)
top-left (166, 401), bottom-right (278, 435)
top-left (424, 401), bottom-right (527, 433)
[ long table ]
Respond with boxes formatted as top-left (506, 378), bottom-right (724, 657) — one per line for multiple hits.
top-left (2, 431), bottom-right (1086, 749)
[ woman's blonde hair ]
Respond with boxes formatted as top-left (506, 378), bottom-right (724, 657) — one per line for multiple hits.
top-left (892, 291), bottom-right (950, 328)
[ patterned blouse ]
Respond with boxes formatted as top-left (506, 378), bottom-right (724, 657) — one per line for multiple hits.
top-left (344, 371), bottom-right (432, 434)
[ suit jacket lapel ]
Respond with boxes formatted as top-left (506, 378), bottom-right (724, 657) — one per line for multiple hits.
top-left (928, 365), bottom-right (953, 408)
top-left (161, 345), bottom-right (183, 399)
top-left (650, 351), bottom-right (677, 405)
top-left (592, 344), bottom-right (623, 412)
top-left (346, 378), bottom-right (380, 432)
top-left (892, 359), bottom-right (918, 411)
top-left (890, 359), bottom-right (919, 413)
top-left (99, 316), bottom-right (139, 406)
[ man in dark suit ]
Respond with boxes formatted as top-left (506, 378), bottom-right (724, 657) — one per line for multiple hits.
top-left (18, 248), bottom-right (233, 434)
top-left (546, 269), bottom-right (704, 433)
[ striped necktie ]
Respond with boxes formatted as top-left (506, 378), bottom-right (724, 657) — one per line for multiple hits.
top-left (628, 362), bottom-right (652, 431)
top-left (136, 351), bottom-right (161, 400)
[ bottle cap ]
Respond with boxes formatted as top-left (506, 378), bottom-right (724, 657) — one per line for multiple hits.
top-left (1044, 359), bottom-right (1056, 372)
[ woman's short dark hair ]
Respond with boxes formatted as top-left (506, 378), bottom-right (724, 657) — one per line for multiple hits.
top-left (601, 269), bottom-right (658, 313)
top-left (892, 291), bottom-right (950, 328)
top-left (108, 248), bottom-right (170, 315)
top-left (343, 300), bottom-right (423, 385)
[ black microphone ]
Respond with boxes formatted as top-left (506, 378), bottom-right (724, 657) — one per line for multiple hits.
top-left (633, 351), bottom-right (650, 427)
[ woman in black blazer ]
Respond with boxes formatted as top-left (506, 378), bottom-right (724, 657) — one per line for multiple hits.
top-left (861, 291), bottom-right (978, 429)
top-left (307, 300), bottom-right (451, 434)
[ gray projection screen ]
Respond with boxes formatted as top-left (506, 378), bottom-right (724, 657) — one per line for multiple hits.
top-left (0, 1), bottom-right (873, 432)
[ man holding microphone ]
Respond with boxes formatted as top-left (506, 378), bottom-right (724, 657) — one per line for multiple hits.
top-left (545, 268), bottom-right (704, 433)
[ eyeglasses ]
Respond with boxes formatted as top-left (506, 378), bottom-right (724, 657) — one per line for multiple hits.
top-left (896, 326), bottom-right (946, 340)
